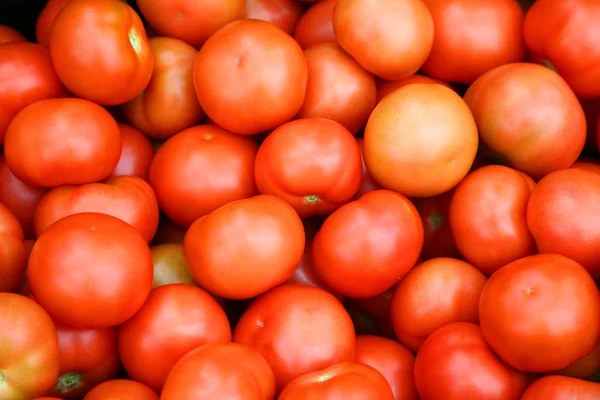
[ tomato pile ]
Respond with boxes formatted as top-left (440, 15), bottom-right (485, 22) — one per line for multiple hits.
top-left (2, 0), bottom-right (600, 399)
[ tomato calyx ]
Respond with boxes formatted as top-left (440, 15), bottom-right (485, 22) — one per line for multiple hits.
top-left (304, 195), bottom-right (320, 205)
top-left (54, 372), bottom-right (84, 394)
top-left (428, 212), bottom-right (444, 230)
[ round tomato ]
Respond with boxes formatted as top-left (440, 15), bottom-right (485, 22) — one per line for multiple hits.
top-left (479, 254), bottom-right (600, 372)
top-left (354, 138), bottom-right (382, 198)
top-left (107, 124), bottom-right (155, 181)
top-left (246, 0), bottom-right (303, 35)
top-left (521, 375), bottom-right (600, 400)
top-left (82, 379), bottom-right (158, 400)
top-left (293, 0), bottom-right (336, 49)
top-left (161, 343), bottom-right (275, 400)
top-left (414, 191), bottom-right (461, 260)
top-left (233, 284), bottom-right (355, 392)
top-left (254, 118), bottom-right (362, 217)
top-left (49, 0), bottom-right (153, 105)
top-left (184, 195), bottom-right (304, 299)
top-left (571, 159), bottom-right (600, 176)
top-left (151, 243), bottom-right (197, 288)
top-left (0, 202), bottom-right (27, 292)
top-left (0, 25), bottom-right (26, 44)
top-left (28, 213), bottom-right (153, 328)
top-left (122, 37), bottom-right (203, 139)
top-left (193, 19), bottom-right (307, 135)
top-left (376, 74), bottom-right (454, 103)
top-left (557, 341), bottom-right (600, 379)
top-left (35, 0), bottom-right (71, 46)
top-left (149, 124), bottom-right (258, 227)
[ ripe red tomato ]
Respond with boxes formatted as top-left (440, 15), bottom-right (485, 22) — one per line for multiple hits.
top-left (479, 254), bottom-right (600, 372)
top-left (571, 159), bottom-right (600, 176)
top-left (0, 203), bottom-right (27, 292)
top-left (557, 341), bottom-right (600, 379)
top-left (376, 74), bottom-right (454, 103)
top-left (161, 343), bottom-right (276, 400)
top-left (0, 293), bottom-right (60, 399)
top-left (279, 362), bottom-right (394, 400)
top-left (4, 98), bottom-right (122, 187)
top-left (149, 124), bottom-right (258, 227)
top-left (414, 322), bottom-right (531, 400)
top-left (521, 375), bottom-right (600, 400)
top-left (107, 124), bottom-right (155, 181)
top-left (233, 284), bottom-right (356, 392)
top-left (0, 25), bottom-right (26, 44)
top-left (82, 379), bottom-right (158, 400)
top-left (414, 191), bottom-right (461, 260)
top-left (49, 0), bottom-right (154, 105)
top-left (354, 138), bottom-right (382, 198)
top-left (293, 0), bottom-right (336, 50)
top-left (35, 0), bottom-right (71, 46)
top-left (312, 190), bottom-right (423, 298)
top-left (463, 63), bottom-right (586, 179)
top-left (122, 37), bottom-right (203, 139)
top-left (28, 213), bottom-right (153, 328)
top-left (246, 0), bottom-right (304, 35)
top-left (151, 243), bottom-right (197, 288)
top-left (254, 118), bottom-right (362, 217)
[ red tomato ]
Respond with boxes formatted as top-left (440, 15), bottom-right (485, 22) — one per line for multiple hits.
top-left (82, 379), bottom-right (158, 400)
top-left (49, 0), bottom-right (153, 105)
top-left (193, 19), bottom-right (307, 135)
top-left (122, 37), bottom-right (203, 139)
top-left (312, 190), bottom-right (423, 298)
top-left (0, 293), bottom-right (60, 399)
top-left (463, 63), bottom-right (586, 179)
top-left (0, 25), bottom-right (26, 44)
top-left (184, 195), bottom-right (304, 299)
top-left (414, 191), bottom-right (461, 260)
top-left (571, 159), bottom-right (600, 176)
top-left (414, 322), bottom-right (530, 400)
top-left (333, 0), bottom-right (433, 80)
top-left (376, 74), bottom-right (454, 103)
top-left (521, 375), bottom-right (600, 400)
top-left (293, 0), bottom-right (336, 50)
top-left (0, 42), bottom-right (65, 144)
top-left (254, 118), bottom-right (362, 217)
top-left (479, 254), bottom-right (600, 372)
top-left (28, 213), bottom-right (153, 328)
top-left (354, 335), bottom-right (417, 400)
top-left (35, 0), bottom-right (71, 46)
top-left (107, 124), bottom-right (155, 181)
top-left (246, 0), bottom-right (304, 35)
top-left (0, 203), bottom-right (27, 292)
top-left (233, 284), bottom-right (356, 392)
top-left (279, 362), bottom-right (394, 400)
top-left (149, 124), bottom-right (258, 227)
top-left (557, 341), bottom-right (600, 379)
top-left (354, 138), bottom-right (382, 198)
top-left (151, 243), bottom-right (197, 288)
top-left (161, 343), bottom-right (276, 400)
top-left (4, 98), bottom-right (122, 187)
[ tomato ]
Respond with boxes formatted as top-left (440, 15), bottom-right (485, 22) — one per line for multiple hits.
top-left (254, 118), bottom-right (362, 217)
top-left (479, 254), bottom-right (600, 372)
top-left (463, 63), bottom-right (586, 179)
top-left (47, 323), bottom-right (120, 399)
top-left (149, 124), bottom-right (258, 227)
top-left (184, 195), bottom-right (304, 299)
top-left (0, 25), bottom-right (26, 44)
top-left (151, 218), bottom-right (186, 245)
top-left (35, 0), bottom-right (71, 46)
top-left (82, 379), bottom-right (158, 400)
top-left (122, 37), bottom-right (203, 139)
top-left (571, 159), bottom-right (600, 176)
top-left (354, 335), bottom-right (417, 400)
top-left (557, 341), bottom-right (600, 379)
top-left (415, 322), bottom-right (530, 400)
top-left (376, 74), bottom-right (454, 103)
top-left (4, 98), bottom-right (122, 187)
top-left (0, 42), bottom-right (65, 144)
top-left (312, 190), bottom-right (423, 298)
top-left (151, 243), bottom-right (197, 288)
top-left (354, 138), bottom-right (382, 199)
top-left (233, 284), bottom-right (355, 391)
top-left (527, 169), bottom-right (600, 278)
top-left (293, 0), bottom-right (336, 50)
top-left (279, 362), bottom-right (394, 400)
top-left (246, 0), bottom-right (304, 35)
top-left (449, 165), bottom-right (536, 275)
top-left (390, 258), bottom-right (486, 352)
top-left (522, 375), bottom-right (600, 400)
top-left (161, 343), bottom-right (275, 400)
top-left (333, 0), bottom-right (433, 80)
top-left (107, 124), bottom-right (155, 181)
top-left (297, 43), bottom-right (376, 135)
top-left (0, 203), bottom-right (27, 292)
top-left (194, 19), bottom-right (307, 135)
top-left (0, 293), bottom-right (60, 400)
top-left (28, 213), bottom-right (153, 328)
top-left (49, 0), bottom-right (153, 105)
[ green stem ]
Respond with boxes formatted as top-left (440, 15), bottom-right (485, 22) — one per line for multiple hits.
top-left (55, 372), bottom-right (83, 394)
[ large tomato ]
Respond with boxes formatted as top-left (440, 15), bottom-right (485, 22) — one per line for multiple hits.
top-left (364, 84), bottom-right (478, 197)
top-left (4, 98), bottom-right (122, 187)
top-left (414, 191), bottom-right (461, 260)
top-left (312, 190), bottom-right (423, 298)
top-left (35, 0), bottom-right (71, 46)
top-left (293, 0), bottom-right (336, 50)
top-left (521, 375), bottom-right (600, 400)
top-left (0, 203), bottom-right (27, 292)
top-left (28, 213), bottom-right (153, 328)
top-left (149, 124), bottom-right (258, 227)
top-left (376, 74), bottom-right (454, 104)
top-left (82, 380), bottom-right (158, 400)
top-left (193, 19), bottom-right (307, 135)
top-left (463, 63), bottom-right (586, 179)
top-left (354, 138), bottom-right (382, 199)
top-left (246, 0), bottom-right (303, 35)
top-left (0, 293), bottom-right (60, 400)
top-left (49, 0), bottom-right (153, 105)
top-left (479, 254), bottom-right (600, 372)
top-left (0, 25), bottom-right (25, 44)
top-left (161, 343), bottom-right (275, 400)
top-left (254, 118), bottom-right (362, 217)
top-left (233, 284), bottom-right (355, 392)
top-left (107, 124), bottom-right (155, 181)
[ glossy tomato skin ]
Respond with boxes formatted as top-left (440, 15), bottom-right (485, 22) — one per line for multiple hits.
top-left (82, 379), bottom-right (158, 400)
top-left (527, 169), bottom-right (600, 278)
top-left (0, 42), bottom-right (65, 144)
top-left (571, 159), bottom-right (600, 176)
top-left (233, 284), bottom-right (356, 392)
top-left (161, 343), bottom-right (275, 400)
top-left (279, 362), bottom-right (394, 400)
top-left (522, 376), bottom-right (600, 400)
top-left (122, 37), bottom-right (203, 139)
top-left (414, 191), bottom-right (461, 260)
top-left (246, 0), bottom-right (303, 35)
top-left (376, 74), bottom-right (454, 103)
top-left (0, 293), bottom-right (60, 400)
top-left (463, 63), bottom-right (586, 179)
top-left (312, 190), bottom-right (423, 298)
top-left (556, 341), bottom-right (600, 379)
top-left (107, 124), bottom-right (155, 181)
top-left (479, 254), bottom-right (600, 372)
top-left (293, 0), bottom-right (336, 49)
top-left (35, 0), bottom-right (71, 46)
top-left (0, 203), bottom-right (27, 292)
top-left (28, 213), bottom-right (153, 328)
top-left (4, 98), bottom-right (122, 187)
top-left (354, 138), bottom-right (382, 198)
top-left (254, 118), bottom-right (362, 217)
top-left (193, 19), bottom-right (307, 135)
top-left (0, 25), bottom-right (26, 44)
top-left (49, 0), bottom-right (153, 105)
top-left (149, 124), bottom-right (258, 227)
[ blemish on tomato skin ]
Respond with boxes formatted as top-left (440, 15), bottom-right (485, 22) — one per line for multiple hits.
top-left (129, 30), bottom-right (141, 53)
top-left (523, 288), bottom-right (536, 296)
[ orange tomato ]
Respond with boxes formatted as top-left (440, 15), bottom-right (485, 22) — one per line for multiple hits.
top-left (0, 25), bottom-right (26, 44)
top-left (293, 0), bottom-right (336, 50)
top-left (107, 124), bottom-right (155, 181)
top-left (246, 0), bottom-right (304, 35)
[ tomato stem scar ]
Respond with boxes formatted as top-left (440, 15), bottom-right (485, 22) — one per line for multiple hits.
top-left (428, 212), bottom-right (444, 229)
top-left (304, 195), bottom-right (319, 204)
top-left (56, 372), bottom-right (83, 393)
top-left (523, 288), bottom-right (535, 296)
